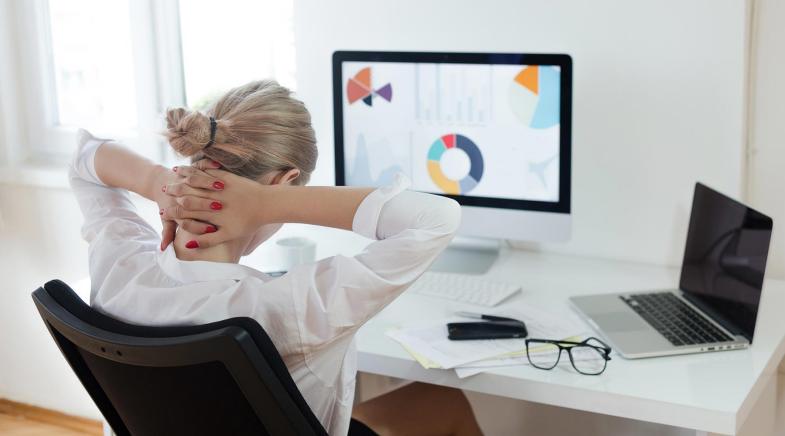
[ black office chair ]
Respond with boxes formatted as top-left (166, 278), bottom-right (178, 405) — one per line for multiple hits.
top-left (31, 279), bottom-right (328, 436)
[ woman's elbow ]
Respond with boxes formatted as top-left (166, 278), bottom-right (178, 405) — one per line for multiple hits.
top-left (433, 197), bottom-right (462, 236)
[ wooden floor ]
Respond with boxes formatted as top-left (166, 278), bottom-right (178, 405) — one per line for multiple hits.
top-left (0, 400), bottom-right (101, 436)
top-left (0, 412), bottom-right (99, 435)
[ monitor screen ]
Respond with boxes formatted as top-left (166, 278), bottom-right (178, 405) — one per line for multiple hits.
top-left (680, 183), bottom-right (773, 341)
top-left (333, 51), bottom-right (572, 213)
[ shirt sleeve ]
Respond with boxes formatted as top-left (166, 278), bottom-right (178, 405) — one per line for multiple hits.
top-left (290, 174), bottom-right (461, 352)
top-left (70, 129), bottom-right (159, 291)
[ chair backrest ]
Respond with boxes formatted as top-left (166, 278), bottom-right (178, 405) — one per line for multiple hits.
top-left (31, 279), bottom-right (327, 436)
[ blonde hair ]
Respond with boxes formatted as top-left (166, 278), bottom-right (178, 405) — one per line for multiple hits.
top-left (165, 80), bottom-right (317, 185)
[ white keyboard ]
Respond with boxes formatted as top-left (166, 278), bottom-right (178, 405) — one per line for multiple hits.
top-left (408, 272), bottom-right (521, 307)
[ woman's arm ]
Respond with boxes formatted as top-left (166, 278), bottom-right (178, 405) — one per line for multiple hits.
top-left (93, 141), bottom-right (170, 203)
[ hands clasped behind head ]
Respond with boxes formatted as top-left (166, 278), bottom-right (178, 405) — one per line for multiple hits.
top-left (160, 159), bottom-right (273, 250)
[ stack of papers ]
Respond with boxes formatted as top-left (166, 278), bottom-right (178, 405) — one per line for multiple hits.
top-left (386, 304), bottom-right (595, 378)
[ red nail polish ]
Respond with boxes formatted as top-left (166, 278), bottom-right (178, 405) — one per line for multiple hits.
top-left (210, 202), bottom-right (223, 210)
top-left (161, 185), bottom-right (166, 192)
top-left (213, 181), bottom-right (224, 190)
top-left (185, 240), bottom-right (199, 249)
top-left (211, 161), bottom-right (221, 168)
top-left (172, 166), bottom-right (178, 172)
top-left (205, 225), bottom-right (217, 233)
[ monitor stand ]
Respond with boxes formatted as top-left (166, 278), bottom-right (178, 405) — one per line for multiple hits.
top-left (429, 237), bottom-right (502, 275)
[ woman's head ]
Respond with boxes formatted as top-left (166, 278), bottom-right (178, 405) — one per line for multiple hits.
top-left (164, 80), bottom-right (317, 259)
top-left (165, 80), bottom-right (317, 185)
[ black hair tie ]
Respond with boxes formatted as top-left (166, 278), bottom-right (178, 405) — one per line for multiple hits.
top-left (205, 116), bottom-right (217, 148)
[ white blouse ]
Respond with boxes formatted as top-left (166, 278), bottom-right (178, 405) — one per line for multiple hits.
top-left (70, 130), bottom-right (461, 435)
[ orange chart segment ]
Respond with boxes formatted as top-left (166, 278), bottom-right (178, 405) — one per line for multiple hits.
top-left (354, 67), bottom-right (372, 88)
top-left (514, 66), bottom-right (538, 94)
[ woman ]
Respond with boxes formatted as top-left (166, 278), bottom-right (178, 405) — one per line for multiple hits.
top-left (70, 80), bottom-right (483, 435)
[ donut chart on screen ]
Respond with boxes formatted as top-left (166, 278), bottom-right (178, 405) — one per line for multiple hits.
top-left (427, 134), bottom-right (484, 195)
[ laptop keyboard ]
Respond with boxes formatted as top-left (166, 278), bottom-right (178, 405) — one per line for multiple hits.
top-left (620, 292), bottom-right (734, 346)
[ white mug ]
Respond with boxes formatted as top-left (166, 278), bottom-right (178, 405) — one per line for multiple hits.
top-left (276, 237), bottom-right (316, 271)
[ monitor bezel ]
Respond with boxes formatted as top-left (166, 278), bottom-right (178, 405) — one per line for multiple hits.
top-left (332, 50), bottom-right (572, 213)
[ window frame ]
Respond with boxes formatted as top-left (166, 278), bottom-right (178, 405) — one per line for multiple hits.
top-left (0, 0), bottom-right (297, 175)
top-left (2, 0), bottom-right (186, 167)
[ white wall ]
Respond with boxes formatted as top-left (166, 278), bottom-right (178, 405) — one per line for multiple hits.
top-left (295, 0), bottom-right (749, 268)
top-left (0, 183), bottom-right (100, 419)
top-left (748, 0), bottom-right (785, 280)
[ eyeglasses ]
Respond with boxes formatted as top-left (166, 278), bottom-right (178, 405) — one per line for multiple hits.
top-left (525, 337), bottom-right (612, 375)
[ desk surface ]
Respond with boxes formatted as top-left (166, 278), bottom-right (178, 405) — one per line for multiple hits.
top-left (246, 225), bottom-right (785, 435)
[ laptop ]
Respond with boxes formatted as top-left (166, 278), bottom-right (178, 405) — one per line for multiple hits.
top-left (571, 183), bottom-right (773, 359)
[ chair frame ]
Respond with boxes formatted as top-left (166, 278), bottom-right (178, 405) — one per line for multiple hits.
top-left (32, 280), bottom-right (327, 436)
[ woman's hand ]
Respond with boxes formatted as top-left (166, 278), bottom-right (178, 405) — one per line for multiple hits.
top-left (160, 160), bottom-right (271, 248)
top-left (154, 160), bottom-right (227, 250)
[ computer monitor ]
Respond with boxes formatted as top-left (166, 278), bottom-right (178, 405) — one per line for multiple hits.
top-left (333, 51), bottom-right (572, 245)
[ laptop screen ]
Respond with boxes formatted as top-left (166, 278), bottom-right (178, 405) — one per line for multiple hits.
top-left (679, 183), bottom-right (773, 341)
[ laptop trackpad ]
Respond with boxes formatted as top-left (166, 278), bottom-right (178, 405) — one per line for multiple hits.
top-left (595, 312), bottom-right (649, 332)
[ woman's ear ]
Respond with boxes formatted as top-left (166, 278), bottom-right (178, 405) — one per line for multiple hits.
top-left (271, 168), bottom-right (301, 185)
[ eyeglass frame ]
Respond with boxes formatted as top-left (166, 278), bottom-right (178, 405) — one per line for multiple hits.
top-left (524, 336), bottom-right (613, 375)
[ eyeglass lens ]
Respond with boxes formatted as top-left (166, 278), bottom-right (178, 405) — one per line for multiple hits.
top-left (527, 339), bottom-right (609, 375)
top-left (567, 345), bottom-right (608, 375)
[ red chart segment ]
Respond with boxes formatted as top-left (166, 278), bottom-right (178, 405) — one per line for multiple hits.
top-left (442, 134), bottom-right (456, 149)
top-left (347, 78), bottom-right (370, 104)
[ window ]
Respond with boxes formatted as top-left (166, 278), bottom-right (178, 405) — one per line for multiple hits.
top-left (48, 0), bottom-right (138, 131)
top-left (3, 0), bottom-right (296, 165)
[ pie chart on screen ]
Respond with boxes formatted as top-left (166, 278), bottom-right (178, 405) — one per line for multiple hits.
top-left (509, 66), bottom-right (560, 129)
top-left (427, 134), bottom-right (484, 195)
top-left (346, 67), bottom-right (393, 107)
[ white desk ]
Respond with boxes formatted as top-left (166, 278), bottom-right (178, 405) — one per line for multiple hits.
top-left (246, 225), bottom-right (785, 436)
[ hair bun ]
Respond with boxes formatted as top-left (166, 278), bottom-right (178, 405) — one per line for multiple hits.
top-left (165, 107), bottom-right (214, 157)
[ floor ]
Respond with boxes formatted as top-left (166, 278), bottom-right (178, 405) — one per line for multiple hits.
top-left (0, 412), bottom-right (100, 436)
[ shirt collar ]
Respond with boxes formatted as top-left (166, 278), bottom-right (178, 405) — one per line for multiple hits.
top-left (157, 245), bottom-right (270, 283)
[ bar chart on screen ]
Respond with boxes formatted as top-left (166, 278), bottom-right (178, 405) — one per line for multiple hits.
top-left (414, 64), bottom-right (493, 124)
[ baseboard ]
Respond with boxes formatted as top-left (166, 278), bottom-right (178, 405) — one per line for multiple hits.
top-left (0, 398), bottom-right (102, 435)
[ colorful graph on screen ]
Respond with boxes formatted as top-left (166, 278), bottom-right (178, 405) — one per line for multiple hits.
top-left (346, 67), bottom-right (393, 106)
top-left (427, 133), bottom-right (484, 195)
top-left (347, 134), bottom-right (403, 187)
top-left (509, 66), bottom-right (560, 129)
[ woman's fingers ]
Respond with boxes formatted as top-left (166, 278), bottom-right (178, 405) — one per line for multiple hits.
top-left (162, 182), bottom-right (209, 198)
top-left (172, 165), bottom-right (225, 191)
top-left (192, 159), bottom-right (222, 171)
top-left (160, 205), bottom-right (215, 222)
top-left (160, 220), bottom-right (177, 251)
top-left (174, 195), bottom-right (223, 212)
top-left (176, 219), bottom-right (218, 235)
top-left (181, 231), bottom-right (227, 250)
